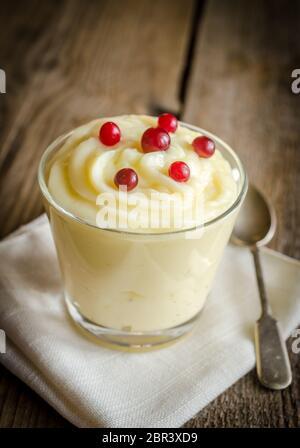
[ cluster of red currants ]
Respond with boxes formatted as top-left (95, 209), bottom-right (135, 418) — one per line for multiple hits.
top-left (98, 114), bottom-right (215, 191)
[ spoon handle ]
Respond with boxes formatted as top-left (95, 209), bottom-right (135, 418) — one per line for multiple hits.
top-left (252, 247), bottom-right (270, 315)
top-left (252, 247), bottom-right (292, 390)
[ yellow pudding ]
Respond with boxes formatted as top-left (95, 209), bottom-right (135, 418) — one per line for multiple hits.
top-left (39, 115), bottom-right (246, 347)
top-left (47, 115), bottom-right (237, 231)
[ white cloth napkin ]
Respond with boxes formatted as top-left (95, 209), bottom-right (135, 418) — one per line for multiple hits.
top-left (0, 215), bottom-right (299, 428)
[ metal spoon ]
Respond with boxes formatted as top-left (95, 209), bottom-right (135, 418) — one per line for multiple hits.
top-left (231, 184), bottom-right (292, 390)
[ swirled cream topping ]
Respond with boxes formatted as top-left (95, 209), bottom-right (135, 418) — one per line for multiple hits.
top-left (47, 115), bottom-right (237, 231)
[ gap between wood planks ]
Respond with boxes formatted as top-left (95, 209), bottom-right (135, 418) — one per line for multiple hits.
top-left (178, 0), bottom-right (206, 116)
top-left (152, 0), bottom-right (206, 119)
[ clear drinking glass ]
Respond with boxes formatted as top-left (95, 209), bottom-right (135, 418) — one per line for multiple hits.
top-left (38, 122), bottom-right (247, 350)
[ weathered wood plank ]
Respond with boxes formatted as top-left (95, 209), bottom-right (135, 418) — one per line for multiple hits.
top-left (0, 365), bottom-right (70, 427)
top-left (0, 0), bottom-right (194, 238)
top-left (183, 0), bottom-right (300, 428)
top-left (183, 0), bottom-right (300, 259)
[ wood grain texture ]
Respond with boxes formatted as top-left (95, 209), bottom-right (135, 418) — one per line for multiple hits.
top-left (183, 0), bottom-right (300, 428)
top-left (0, 0), bottom-right (299, 428)
top-left (183, 0), bottom-right (300, 259)
top-left (0, 0), bottom-right (194, 238)
top-left (0, 366), bottom-right (70, 427)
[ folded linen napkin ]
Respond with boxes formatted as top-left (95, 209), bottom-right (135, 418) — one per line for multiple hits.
top-left (0, 215), bottom-right (299, 428)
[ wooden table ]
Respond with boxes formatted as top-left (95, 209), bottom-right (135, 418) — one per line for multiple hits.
top-left (0, 0), bottom-right (299, 427)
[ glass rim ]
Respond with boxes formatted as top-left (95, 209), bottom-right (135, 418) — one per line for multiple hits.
top-left (38, 120), bottom-right (248, 237)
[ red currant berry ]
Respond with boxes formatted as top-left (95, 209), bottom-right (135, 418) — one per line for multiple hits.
top-left (168, 161), bottom-right (190, 182)
top-left (114, 168), bottom-right (138, 191)
top-left (141, 127), bottom-right (170, 153)
top-left (192, 136), bottom-right (215, 158)
top-left (99, 122), bottom-right (121, 146)
top-left (158, 113), bottom-right (178, 133)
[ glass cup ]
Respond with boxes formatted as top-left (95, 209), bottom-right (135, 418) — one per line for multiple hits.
top-left (38, 122), bottom-right (247, 350)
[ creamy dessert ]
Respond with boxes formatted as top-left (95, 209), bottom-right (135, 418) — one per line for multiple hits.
top-left (47, 115), bottom-right (237, 230)
top-left (40, 114), bottom-right (245, 345)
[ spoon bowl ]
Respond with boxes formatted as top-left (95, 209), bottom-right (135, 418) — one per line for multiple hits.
top-left (231, 184), bottom-right (276, 247)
